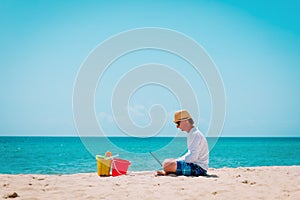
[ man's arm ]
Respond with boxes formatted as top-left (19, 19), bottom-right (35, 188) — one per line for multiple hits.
top-left (178, 133), bottom-right (201, 163)
top-left (176, 150), bottom-right (190, 161)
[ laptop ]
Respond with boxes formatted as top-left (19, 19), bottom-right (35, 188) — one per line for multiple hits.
top-left (149, 151), bottom-right (162, 167)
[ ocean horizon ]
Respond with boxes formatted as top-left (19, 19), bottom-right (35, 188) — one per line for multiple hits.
top-left (1, 136), bottom-right (299, 174)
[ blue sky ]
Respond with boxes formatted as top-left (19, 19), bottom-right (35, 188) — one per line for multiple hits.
top-left (0, 0), bottom-right (299, 137)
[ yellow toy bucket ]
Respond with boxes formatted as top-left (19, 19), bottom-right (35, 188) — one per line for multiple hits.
top-left (96, 155), bottom-right (112, 176)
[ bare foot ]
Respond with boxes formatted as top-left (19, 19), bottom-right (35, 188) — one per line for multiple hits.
top-left (156, 170), bottom-right (166, 176)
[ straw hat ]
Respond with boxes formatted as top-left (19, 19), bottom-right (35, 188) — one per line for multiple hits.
top-left (174, 110), bottom-right (192, 122)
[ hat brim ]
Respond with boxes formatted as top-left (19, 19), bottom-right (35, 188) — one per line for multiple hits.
top-left (173, 117), bottom-right (191, 123)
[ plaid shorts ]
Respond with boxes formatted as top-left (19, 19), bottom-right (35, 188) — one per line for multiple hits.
top-left (176, 161), bottom-right (207, 176)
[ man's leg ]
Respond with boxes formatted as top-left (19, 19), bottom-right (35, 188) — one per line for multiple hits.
top-left (176, 161), bottom-right (207, 176)
top-left (156, 158), bottom-right (177, 175)
top-left (163, 158), bottom-right (177, 174)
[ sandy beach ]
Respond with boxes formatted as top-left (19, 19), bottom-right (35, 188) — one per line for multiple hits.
top-left (1, 166), bottom-right (299, 200)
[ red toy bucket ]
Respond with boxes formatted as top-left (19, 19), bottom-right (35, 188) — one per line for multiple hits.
top-left (112, 158), bottom-right (131, 176)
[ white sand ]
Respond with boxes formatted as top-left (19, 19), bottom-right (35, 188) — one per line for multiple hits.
top-left (1, 166), bottom-right (299, 200)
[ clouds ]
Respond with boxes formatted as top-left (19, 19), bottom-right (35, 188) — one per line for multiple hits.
top-left (98, 112), bottom-right (114, 123)
top-left (96, 104), bottom-right (180, 137)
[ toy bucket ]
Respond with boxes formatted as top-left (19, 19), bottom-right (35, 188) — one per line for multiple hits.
top-left (112, 158), bottom-right (131, 176)
top-left (96, 155), bottom-right (112, 176)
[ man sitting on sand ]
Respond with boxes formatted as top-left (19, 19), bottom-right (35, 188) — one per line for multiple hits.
top-left (157, 110), bottom-right (209, 176)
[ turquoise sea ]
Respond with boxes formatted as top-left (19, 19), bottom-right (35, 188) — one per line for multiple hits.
top-left (0, 137), bottom-right (299, 174)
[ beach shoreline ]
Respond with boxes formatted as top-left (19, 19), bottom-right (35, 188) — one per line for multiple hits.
top-left (1, 166), bottom-right (299, 200)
